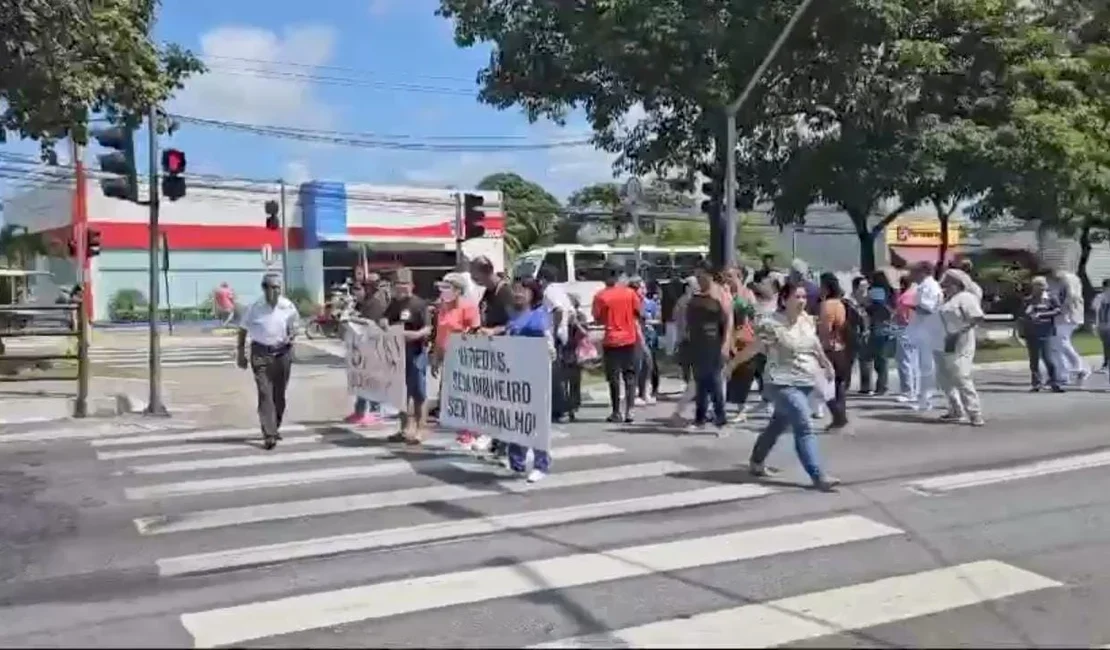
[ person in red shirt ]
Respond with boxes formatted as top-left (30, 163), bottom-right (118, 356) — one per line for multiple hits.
top-left (592, 264), bottom-right (642, 423)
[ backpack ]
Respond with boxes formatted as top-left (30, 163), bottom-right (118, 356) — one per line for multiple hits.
top-left (842, 298), bottom-right (870, 351)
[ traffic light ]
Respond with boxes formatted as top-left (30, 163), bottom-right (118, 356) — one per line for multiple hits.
top-left (264, 200), bottom-right (280, 230)
top-left (86, 229), bottom-right (102, 258)
top-left (161, 148), bottom-right (187, 201)
top-left (91, 124), bottom-right (137, 202)
top-left (462, 193), bottom-right (486, 240)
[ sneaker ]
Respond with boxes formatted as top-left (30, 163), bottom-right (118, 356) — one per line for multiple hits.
top-left (456, 431), bottom-right (476, 446)
top-left (968, 415), bottom-right (986, 427)
top-left (471, 435), bottom-right (493, 452)
top-left (939, 411), bottom-right (966, 422)
top-left (606, 412), bottom-right (623, 423)
top-left (386, 432), bottom-right (407, 443)
top-left (813, 475), bottom-right (841, 492)
top-left (352, 414), bottom-right (382, 427)
top-left (644, 395), bottom-right (658, 405)
top-left (1076, 368), bottom-right (1091, 385)
top-left (526, 469), bottom-right (546, 483)
top-left (1051, 385), bottom-right (1066, 393)
top-left (623, 413), bottom-right (634, 424)
top-left (895, 394), bottom-right (914, 404)
top-left (634, 397), bottom-right (647, 407)
top-left (1030, 385), bottom-right (1042, 393)
top-left (686, 422), bottom-right (706, 434)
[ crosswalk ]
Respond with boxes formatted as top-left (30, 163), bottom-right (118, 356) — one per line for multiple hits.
top-left (90, 342), bottom-right (235, 369)
top-left (3, 419), bottom-right (1107, 647)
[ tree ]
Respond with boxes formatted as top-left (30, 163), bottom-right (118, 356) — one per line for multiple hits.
top-left (970, 0), bottom-right (1110, 315)
top-left (753, 0), bottom-right (1040, 273)
top-left (436, 0), bottom-right (884, 177)
top-left (656, 216), bottom-right (775, 261)
top-left (476, 172), bottom-right (562, 254)
top-left (1, 0), bottom-right (205, 158)
top-left (0, 225), bottom-right (48, 269)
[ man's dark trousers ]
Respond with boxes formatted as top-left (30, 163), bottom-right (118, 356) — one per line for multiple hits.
top-left (251, 342), bottom-right (293, 443)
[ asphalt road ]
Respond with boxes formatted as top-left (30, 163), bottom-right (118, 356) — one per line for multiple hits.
top-left (1, 369), bottom-right (1110, 648)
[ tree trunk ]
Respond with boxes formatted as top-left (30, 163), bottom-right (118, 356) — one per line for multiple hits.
top-left (1078, 224), bottom-right (1095, 328)
top-left (848, 209), bottom-right (877, 274)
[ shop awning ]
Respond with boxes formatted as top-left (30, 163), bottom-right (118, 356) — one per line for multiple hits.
top-left (890, 246), bottom-right (947, 268)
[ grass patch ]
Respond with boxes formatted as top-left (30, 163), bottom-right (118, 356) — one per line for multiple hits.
top-left (974, 331), bottom-right (1103, 364)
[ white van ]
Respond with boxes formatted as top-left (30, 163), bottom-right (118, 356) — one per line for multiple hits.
top-left (510, 244), bottom-right (708, 319)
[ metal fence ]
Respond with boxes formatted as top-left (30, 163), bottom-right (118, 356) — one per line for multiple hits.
top-left (0, 302), bottom-right (89, 417)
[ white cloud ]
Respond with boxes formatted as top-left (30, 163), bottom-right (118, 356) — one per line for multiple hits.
top-left (400, 152), bottom-right (517, 188)
top-left (284, 160), bottom-right (312, 184)
top-left (172, 25), bottom-right (338, 129)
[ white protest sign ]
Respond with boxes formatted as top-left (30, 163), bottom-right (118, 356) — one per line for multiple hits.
top-left (439, 334), bottom-right (553, 451)
top-left (345, 319), bottom-right (407, 411)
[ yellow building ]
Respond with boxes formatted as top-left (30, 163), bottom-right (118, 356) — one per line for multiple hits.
top-left (884, 217), bottom-right (962, 267)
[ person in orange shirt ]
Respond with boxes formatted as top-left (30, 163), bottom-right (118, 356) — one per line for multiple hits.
top-left (817, 272), bottom-right (852, 430)
top-left (431, 272), bottom-right (482, 446)
top-left (592, 265), bottom-right (642, 423)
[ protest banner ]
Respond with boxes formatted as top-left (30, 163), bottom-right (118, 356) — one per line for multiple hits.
top-left (345, 319), bottom-right (407, 412)
top-left (439, 334), bottom-right (553, 450)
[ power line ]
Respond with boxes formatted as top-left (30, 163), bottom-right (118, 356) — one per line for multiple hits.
top-left (203, 64), bottom-right (477, 97)
top-left (169, 114), bottom-right (596, 151)
top-left (201, 54), bottom-right (475, 85)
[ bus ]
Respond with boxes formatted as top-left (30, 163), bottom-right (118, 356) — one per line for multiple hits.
top-left (510, 243), bottom-right (708, 319)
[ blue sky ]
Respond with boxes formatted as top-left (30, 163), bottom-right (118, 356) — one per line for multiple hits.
top-left (1, 0), bottom-right (627, 210)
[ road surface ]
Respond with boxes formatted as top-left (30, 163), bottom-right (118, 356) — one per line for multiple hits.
top-left (1, 364), bottom-right (1109, 647)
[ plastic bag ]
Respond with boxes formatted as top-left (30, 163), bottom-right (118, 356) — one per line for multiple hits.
top-left (576, 337), bottom-right (600, 363)
top-left (814, 369), bottom-right (836, 402)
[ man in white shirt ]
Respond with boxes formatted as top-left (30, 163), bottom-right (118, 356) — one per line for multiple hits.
top-left (906, 262), bottom-right (943, 411)
top-left (1047, 267), bottom-right (1089, 384)
top-left (538, 264), bottom-right (574, 420)
top-left (237, 273), bottom-right (300, 449)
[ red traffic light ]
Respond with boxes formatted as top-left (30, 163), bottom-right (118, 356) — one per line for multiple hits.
top-left (162, 149), bottom-right (186, 175)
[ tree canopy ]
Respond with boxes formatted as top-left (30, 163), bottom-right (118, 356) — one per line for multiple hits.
top-left (0, 0), bottom-right (204, 157)
top-left (476, 172), bottom-right (562, 253)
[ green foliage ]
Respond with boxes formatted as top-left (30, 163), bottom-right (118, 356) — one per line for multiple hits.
top-left (476, 172), bottom-right (562, 254)
top-left (0, 225), bottom-right (49, 268)
top-left (107, 288), bottom-right (147, 321)
top-left (285, 287), bottom-right (318, 318)
top-left (0, 0), bottom-right (205, 157)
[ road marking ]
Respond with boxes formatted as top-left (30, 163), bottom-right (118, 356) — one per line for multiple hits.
top-left (134, 461), bottom-right (697, 535)
top-left (99, 436), bottom-right (324, 460)
top-left (180, 514), bottom-right (901, 647)
top-left (158, 484), bottom-right (776, 576)
top-left (905, 449), bottom-right (1110, 494)
top-left (0, 421), bottom-right (197, 443)
top-left (125, 443), bottom-right (622, 500)
top-left (100, 360), bottom-right (234, 369)
top-left (531, 561), bottom-right (1062, 648)
top-left (120, 442), bottom-right (455, 474)
top-left (91, 424), bottom-right (310, 448)
top-left (0, 416), bottom-right (62, 426)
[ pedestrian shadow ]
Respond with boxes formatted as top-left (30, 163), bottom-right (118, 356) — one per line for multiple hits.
top-left (864, 412), bottom-right (952, 426)
top-left (669, 467), bottom-right (815, 491)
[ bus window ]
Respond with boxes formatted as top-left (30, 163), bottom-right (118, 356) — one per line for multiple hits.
top-left (607, 251), bottom-right (638, 276)
top-left (573, 251), bottom-right (610, 282)
top-left (637, 252), bottom-right (672, 282)
top-left (511, 254), bottom-right (542, 280)
top-left (541, 252), bottom-right (569, 282)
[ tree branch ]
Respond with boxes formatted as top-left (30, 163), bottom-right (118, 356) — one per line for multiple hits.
top-left (869, 202), bottom-right (912, 238)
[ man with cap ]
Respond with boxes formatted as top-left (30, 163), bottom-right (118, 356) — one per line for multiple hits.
top-left (383, 268), bottom-right (433, 443)
top-left (236, 273), bottom-right (300, 450)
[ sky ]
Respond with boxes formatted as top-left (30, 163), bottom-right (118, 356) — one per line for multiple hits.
top-left (0, 0), bottom-right (632, 212)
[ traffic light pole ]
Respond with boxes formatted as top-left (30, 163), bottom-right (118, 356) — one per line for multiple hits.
top-left (145, 106), bottom-right (169, 417)
top-left (721, 0), bottom-right (815, 268)
top-left (279, 179), bottom-right (290, 289)
top-left (453, 192), bottom-right (464, 271)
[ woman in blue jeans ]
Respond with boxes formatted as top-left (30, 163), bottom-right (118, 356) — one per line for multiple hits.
top-left (730, 279), bottom-right (840, 491)
top-left (505, 277), bottom-right (556, 483)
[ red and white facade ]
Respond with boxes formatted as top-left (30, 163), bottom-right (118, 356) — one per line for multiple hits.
top-left (4, 177), bottom-right (505, 321)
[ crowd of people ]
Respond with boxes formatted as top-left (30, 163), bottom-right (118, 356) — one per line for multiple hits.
top-left (239, 249), bottom-right (1102, 486)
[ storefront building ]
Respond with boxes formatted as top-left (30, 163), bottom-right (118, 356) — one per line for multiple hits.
top-left (3, 179), bottom-right (505, 322)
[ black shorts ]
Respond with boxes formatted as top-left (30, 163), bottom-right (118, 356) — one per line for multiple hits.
top-left (602, 345), bottom-right (638, 376)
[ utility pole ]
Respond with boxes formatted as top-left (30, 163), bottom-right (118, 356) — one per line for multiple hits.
top-left (623, 177), bottom-right (645, 272)
top-left (721, 0), bottom-right (816, 267)
top-left (454, 191), bottom-right (464, 270)
top-left (279, 179), bottom-right (290, 289)
top-left (145, 106), bottom-right (169, 417)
